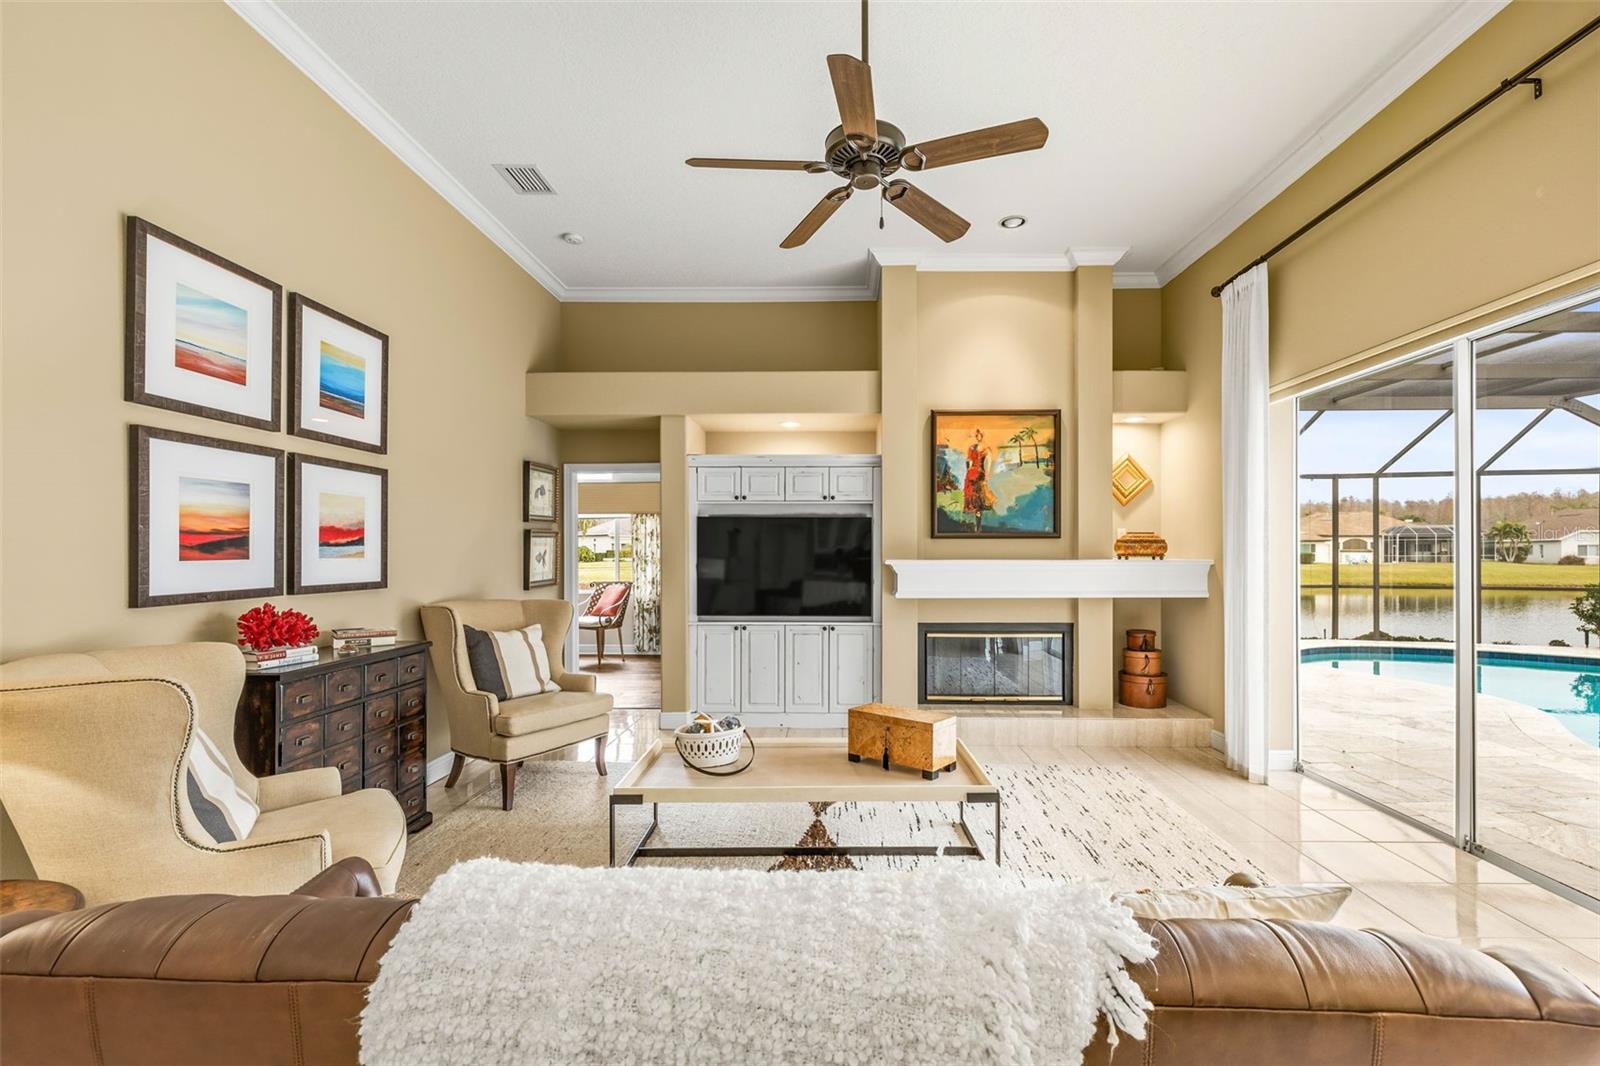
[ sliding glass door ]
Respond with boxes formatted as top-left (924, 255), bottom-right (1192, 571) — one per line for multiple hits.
top-left (1295, 289), bottom-right (1600, 905)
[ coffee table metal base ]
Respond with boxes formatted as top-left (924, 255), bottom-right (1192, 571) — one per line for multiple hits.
top-left (608, 792), bottom-right (1002, 868)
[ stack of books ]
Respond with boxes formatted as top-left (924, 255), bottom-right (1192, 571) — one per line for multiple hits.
top-left (332, 627), bottom-right (399, 655)
top-left (243, 645), bottom-right (320, 671)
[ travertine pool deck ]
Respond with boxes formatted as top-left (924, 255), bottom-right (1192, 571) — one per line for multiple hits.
top-left (1300, 664), bottom-right (1599, 899)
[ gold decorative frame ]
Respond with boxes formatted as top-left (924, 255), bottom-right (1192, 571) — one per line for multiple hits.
top-left (1111, 453), bottom-right (1153, 506)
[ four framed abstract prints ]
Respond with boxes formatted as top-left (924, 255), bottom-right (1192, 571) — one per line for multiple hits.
top-left (125, 217), bottom-right (282, 430)
top-left (130, 425), bottom-right (284, 607)
top-left (125, 216), bottom-right (395, 607)
top-left (289, 294), bottom-right (388, 454)
top-left (289, 455), bottom-right (388, 595)
top-left (930, 409), bottom-right (1061, 538)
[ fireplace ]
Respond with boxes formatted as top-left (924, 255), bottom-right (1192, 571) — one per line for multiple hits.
top-left (918, 623), bottom-right (1073, 705)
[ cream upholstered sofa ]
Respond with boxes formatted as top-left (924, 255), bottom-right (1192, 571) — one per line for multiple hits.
top-left (419, 599), bottom-right (611, 811)
top-left (0, 643), bottom-right (408, 901)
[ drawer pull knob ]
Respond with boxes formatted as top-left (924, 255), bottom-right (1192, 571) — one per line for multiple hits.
top-left (296, 694), bottom-right (311, 704)
top-left (339, 683), bottom-right (353, 692)
top-left (296, 736), bottom-right (310, 747)
top-left (377, 745), bottom-right (390, 756)
top-left (339, 722), bottom-right (352, 732)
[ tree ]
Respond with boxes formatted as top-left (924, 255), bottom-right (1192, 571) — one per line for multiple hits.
top-left (1486, 519), bottom-right (1531, 563)
top-left (1573, 586), bottom-right (1600, 648)
top-left (1008, 426), bottom-right (1040, 466)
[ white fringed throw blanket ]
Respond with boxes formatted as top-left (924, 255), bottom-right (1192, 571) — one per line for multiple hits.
top-left (361, 859), bottom-right (1156, 1066)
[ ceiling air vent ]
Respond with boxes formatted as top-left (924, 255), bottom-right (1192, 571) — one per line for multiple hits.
top-left (493, 163), bottom-right (555, 195)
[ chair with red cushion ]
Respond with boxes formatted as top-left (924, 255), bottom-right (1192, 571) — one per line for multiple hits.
top-left (579, 581), bottom-right (633, 665)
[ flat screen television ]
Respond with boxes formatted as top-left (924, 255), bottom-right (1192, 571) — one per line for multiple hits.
top-left (696, 515), bottom-right (873, 618)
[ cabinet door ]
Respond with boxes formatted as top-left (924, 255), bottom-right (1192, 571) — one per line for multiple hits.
top-left (785, 625), bottom-right (829, 713)
top-left (696, 467), bottom-right (741, 502)
top-left (740, 624), bottom-right (785, 714)
top-left (695, 625), bottom-right (741, 717)
top-left (741, 467), bottom-right (785, 501)
top-left (784, 467), bottom-right (829, 502)
top-left (828, 625), bottom-right (877, 715)
top-left (829, 466), bottom-right (875, 502)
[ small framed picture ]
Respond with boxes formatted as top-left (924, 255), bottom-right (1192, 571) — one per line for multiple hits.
top-left (289, 294), bottom-right (388, 454)
top-left (125, 217), bottom-right (282, 430)
top-left (130, 425), bottom-right (284, 607)
top-left (524, 461), bottom-right (559, 522)
top-left (289, 454), bottom-right (387, 594)
top-left (524, 529), bottom-right (558, 589)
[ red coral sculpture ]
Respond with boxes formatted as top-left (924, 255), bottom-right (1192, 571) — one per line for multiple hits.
top-left (236, 603), bottom-right (320, 652)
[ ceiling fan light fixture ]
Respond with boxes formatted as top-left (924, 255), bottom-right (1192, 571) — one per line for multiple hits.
top-left (999, 215), bottom-right (1027, 229)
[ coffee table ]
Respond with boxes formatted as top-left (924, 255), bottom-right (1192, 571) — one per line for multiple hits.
top-left (608, 736), bottom-right (1000, 867)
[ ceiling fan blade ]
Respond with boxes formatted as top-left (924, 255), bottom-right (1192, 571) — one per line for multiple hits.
top-left (884, 181), bottom-right (970, 243)
top-left (686, 158), bottom-right (829, 172)
top-left (827, 54), bottom-right (876, 148)
top-left (780, 185), bottom-right (852, 249)
top-left (901, 118), bottom-right (1049, 171)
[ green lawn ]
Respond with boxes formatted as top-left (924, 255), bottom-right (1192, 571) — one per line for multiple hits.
top-left (1301, 561), bottom-right (1596, 589)
top-left (578, 560), bottom-right (633, 588)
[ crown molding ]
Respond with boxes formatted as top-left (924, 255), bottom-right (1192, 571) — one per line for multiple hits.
top-left (560, 285), bottom-right (877, 303)
top-left (1152, 0), bottom-right (1506, 286)
top-left (226, 0), bottom-right (570, 300)
top-left (869, 248), bottom-right (1148, 287)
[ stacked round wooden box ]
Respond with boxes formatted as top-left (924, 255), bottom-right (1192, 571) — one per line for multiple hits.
top-left (1119, 628), bottom-right (1168, 709)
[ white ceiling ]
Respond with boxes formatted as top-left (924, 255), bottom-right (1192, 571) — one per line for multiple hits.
top-left (249, 0), bottom-right (1501, 300)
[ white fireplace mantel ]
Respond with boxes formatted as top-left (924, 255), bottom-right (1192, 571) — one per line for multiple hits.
top-left (885, 559), bottom-right (1213, 600)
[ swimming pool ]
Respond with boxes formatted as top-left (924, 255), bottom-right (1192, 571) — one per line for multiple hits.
top-left (1300, 646), bottom-right (1600, 746)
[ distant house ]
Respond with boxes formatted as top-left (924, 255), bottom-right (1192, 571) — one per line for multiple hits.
top-left (1299, 512), bottom-right (1400, 565)
top-left (578, 519), bottom-right (616, 557)
top-left (1380, 523), bottom-right (1455, 563)
top-left (1527, 528), bottom-right (1600, 564)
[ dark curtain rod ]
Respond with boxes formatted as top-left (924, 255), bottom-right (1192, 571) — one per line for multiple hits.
top-left (1210, 14), bottom-right (1600, 298)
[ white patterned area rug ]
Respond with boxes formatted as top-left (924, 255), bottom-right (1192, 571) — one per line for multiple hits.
top-left (398, 761), bottom-right (1264, 895)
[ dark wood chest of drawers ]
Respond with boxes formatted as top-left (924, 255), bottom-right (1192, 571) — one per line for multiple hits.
top-left (236, 640), bottom-right (432, 832)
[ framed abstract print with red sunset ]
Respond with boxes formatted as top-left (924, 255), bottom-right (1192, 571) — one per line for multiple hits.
top-left (130, 425), bottom-right (284, 607)
top-left (288, 454), bottom-right (387, 594)
top-left (125, 217), bottom-right (282, 430)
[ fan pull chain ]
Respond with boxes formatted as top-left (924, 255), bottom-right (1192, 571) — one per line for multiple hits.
top-left (879, 189), bottom-right (885, 230)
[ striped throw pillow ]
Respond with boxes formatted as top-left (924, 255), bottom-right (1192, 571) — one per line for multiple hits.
top-left (463, 623), bottom-right (563, 700)
top-left (185, 727), bottom-right (259, 844)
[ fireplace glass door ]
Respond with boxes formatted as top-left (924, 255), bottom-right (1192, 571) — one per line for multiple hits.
top-left (919, 624), bottom-right (1072, 705)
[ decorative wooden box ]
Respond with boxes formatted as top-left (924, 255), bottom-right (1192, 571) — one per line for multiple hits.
top-left (1114, 531), bottom-right (1168, 559)
top-left (847, 703), bottom-right (958, 780)
top-left (236, 640), bottom-right (433, 832)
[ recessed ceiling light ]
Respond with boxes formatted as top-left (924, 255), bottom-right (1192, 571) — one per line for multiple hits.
top-left (1123, 415), bottom-right (1147, 423)
top-left (779, 420), bottom-right (801, 430)
top-left (560, 232), bottom-right (584, 245)
top-left (998, 215), bottom-right (1027, 229)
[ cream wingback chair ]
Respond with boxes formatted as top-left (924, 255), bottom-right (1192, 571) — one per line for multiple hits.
top-left (0, 643), bottom-right (408, 902)
top-left (419, 599), bottom-right (611, 811)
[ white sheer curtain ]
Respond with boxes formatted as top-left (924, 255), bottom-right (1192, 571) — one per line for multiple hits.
top-left (1221, 264), bottom-right (1270, 782)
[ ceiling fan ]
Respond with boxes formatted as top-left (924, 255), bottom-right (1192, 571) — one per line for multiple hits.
top-left (685, 0), bottom-right (1049, 248)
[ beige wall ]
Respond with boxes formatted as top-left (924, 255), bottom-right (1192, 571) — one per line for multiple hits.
top-left (1112, 289), bottom-right (1163, 370)
top-left (657, 416), bottom-right (704, 711)
top-left (576, 481), bottom-right (661, 515)
top-left (878, 270), bottom-right (1116, 705)
top-left (1160, 0), bottom-right (1600, 728)
top-left (558, 427), bottom-right (662, 464)
top-left (559, 301), bottom-right (878, 372)
top-left (1, 3), bottom-right (562, 872)
top-left (702, 430), bottom-right (878, 455)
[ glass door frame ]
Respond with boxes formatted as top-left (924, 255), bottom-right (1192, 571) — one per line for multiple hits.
top-left (1292, 287), bottom-right (1600, 913)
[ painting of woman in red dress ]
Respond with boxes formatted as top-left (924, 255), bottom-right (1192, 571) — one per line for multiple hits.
top-left (932, 410), bottom-right (1060, 537)
top-left (962, 428), bottom-right (997, 532)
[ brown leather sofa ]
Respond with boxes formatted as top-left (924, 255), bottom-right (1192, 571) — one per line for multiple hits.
top-left (2, 860), bottom-right (1597, 1065)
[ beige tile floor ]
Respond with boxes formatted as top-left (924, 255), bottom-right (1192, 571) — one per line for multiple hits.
top-left (428, 709), bottom-right (1600, 992)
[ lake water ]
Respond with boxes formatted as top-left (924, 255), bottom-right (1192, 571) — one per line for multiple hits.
top-left (1300, 588), bottom-right (1593, 647)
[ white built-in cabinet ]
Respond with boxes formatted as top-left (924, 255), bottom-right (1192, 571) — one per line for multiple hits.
top-left (689, 454), bottom-right (881, 724)
top-left (699, 462), bottom-right (873, 503)
top-left (692, 622), bottom-right (877, 724)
